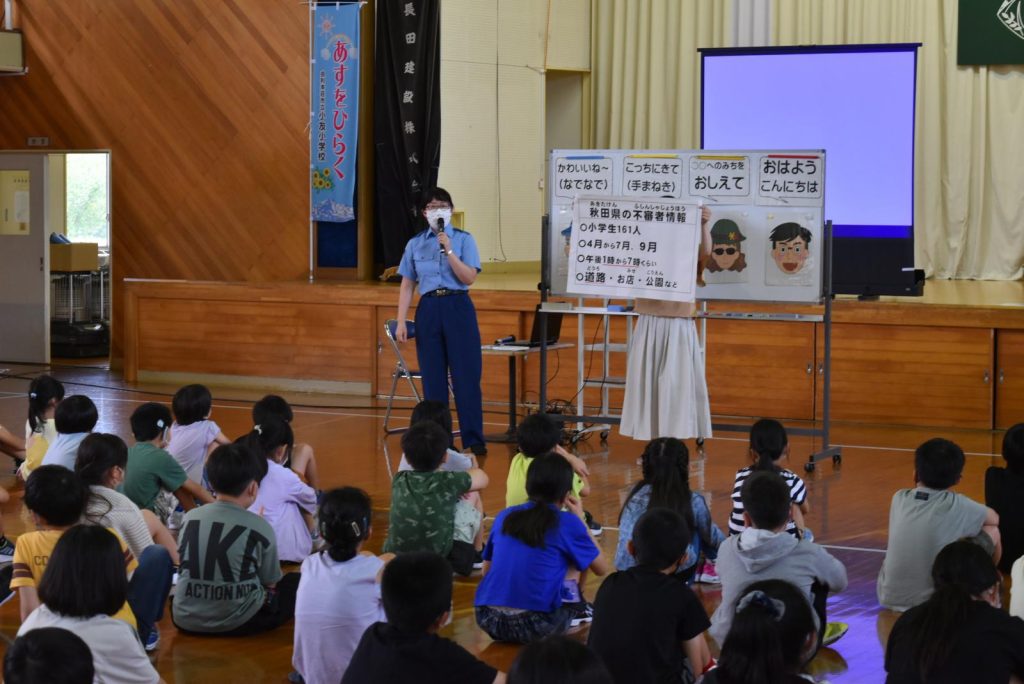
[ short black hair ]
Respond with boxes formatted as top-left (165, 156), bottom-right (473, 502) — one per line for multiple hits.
top-left (53, 395), bottom-right (98, 435)
top-left (1002, 423), bottom-right (1024, 476)
top-left (508, 635), bottom-right (613, 684)
top-left (420, 187), bottom-right (453, 210)
top-left (38, 525), bottom-right (128, 618)
top-left (24, 466), bottom-right (87, 526)
top-left (410, 400), bottom-right (453, 438)
top-left (74, 433), bottom-right (128, 488)
top-left (401, 421), bottom-right (450, 472)
top-left (252, 394), bottom-right (294, 425)
top-left (172, 384), bottom-right (213, 425)
top-left (205, 443), bottom-right (262, 497)
top-left (3, 627), bottom-right (94, 684)
top-left (516, 413), bottom-right (562, 458)
top-left (741, 470), bottom-right (792, 530)
top-left (631, 507), bottom-right (691, 571)
top-left (381, 551), bottom-right (453, 633)
top-left (130, 402), bottom-right (172, 442)
top-left (769, 222), bottom-right (812, 246)
top-left (915, 438), bottom-right (965, 489)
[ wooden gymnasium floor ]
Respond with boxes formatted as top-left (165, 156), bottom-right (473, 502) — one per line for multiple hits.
top-left (0, 361), bottom-right (1012, 683)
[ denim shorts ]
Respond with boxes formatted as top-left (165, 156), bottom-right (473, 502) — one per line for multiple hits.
top-left (475, 604), bottom-right (573, 644)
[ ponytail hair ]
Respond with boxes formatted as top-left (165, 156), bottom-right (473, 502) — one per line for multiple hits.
top-left (74, 433), bottom-right (128, 487)
top-left (750, 418), bottom-right (788, 471)
top-left (904, 540), bottom-right (999, 680)
top-left (244, 416), bottom-right (293, 463)
top-left (619, 437), bottom-right (694, 531)
top-left (716, 579), bottom-right (817, 684)
top-left (318, 487), bottom-right (372, 563)
top-left (502, 452), bottom-right (574, 548)
top-left (27, 375), bottom-right (65, 433)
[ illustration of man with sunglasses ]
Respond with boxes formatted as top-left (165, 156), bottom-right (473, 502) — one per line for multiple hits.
top-left (706, 218), bottom-right (748, 274)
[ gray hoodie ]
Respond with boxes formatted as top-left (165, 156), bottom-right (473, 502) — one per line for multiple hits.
top-left (709, 528), bottom-right (848, 646)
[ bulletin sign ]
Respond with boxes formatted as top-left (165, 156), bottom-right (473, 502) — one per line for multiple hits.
top-left (548, 150), bottom-right (826, 303)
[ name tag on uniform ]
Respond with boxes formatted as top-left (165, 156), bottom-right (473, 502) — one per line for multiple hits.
top-left (914, 491), bottom-right (930, 501)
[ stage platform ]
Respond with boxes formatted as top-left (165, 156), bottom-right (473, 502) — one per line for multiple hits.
top-left (122, 275), bottom-right (1023, 432)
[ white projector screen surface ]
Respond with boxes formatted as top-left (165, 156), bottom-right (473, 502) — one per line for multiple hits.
top-left (702, 46), bottom-right (917, 238)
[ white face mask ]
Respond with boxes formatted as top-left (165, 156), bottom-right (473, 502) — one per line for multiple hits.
top-left (426, 207), bottom-right (452, 228)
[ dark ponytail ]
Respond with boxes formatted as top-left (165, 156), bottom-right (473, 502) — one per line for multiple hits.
top-left (75, 433), bottom-right (128, 524)
top-left (750, 418), bottom-right (788, 471)
top-left (502, 452), bottom-right (574, 548)
top-left (903, 540), bottom-right (999, 680)
top-left (619, 438), bottom-right (695, 531)
top-left (27, 375), bottom-right (65, 433)
top-left (318, 487), bottom-right (372, 563)
top-left (245, 416), bottom-right (294, 462)
top-left (716, 579), bottom-right (816, 684)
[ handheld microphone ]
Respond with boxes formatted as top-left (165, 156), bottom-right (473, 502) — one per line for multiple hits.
top-left (436, 218), bottom-right (447, 254)
top-left (494, 335), bottom-right (516, 345)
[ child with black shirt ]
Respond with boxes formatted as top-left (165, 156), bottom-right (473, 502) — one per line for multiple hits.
top-left (589, 508), bottom-right (712, 683)
top-left (343, 551), bottom-right (505, 684)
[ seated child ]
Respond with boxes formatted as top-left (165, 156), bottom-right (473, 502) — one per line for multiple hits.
top-left (614, 438), bottom-right (725, 584)
top-left (123, 402), bottom-right (214, 524)
top-left (985, 422), bottom-right (1024, 573)
top-left (252, 394), bottom-right (320, 490)
top-left (382, 421), bottom-right (488, 576)
top-left (4, 627), bottom-right (95, 684)
top-left (12, 467), bottom-right (140, 630)
top-left (19, 374), bottom-right (65, 480)
top-left (711, 470), bottom-right (847, 647)
top-left (509, 636), bottom-right (612, 684)
top-left (293, 487), bottom-right (393, 684)
top-left (589, 508), bottom-right (712, 684)
top-left (729, 419), bottom-right (809, 538)
top-left (172, 443), bottom-right (299, 635)
top-left (40, 395), bottom-right (97, 471)
top-left (17, 526), bottom-right (159, 684)
top-left (703, 580), bottom-right (821, 684)
top-left (475, 453), bottom-right (609, 643)
top-left (167, 384), bottom-right (230, 485)
top-left (506, 413), bottom-right (590, 509)
top-left (245, 417), bottom-right (318, 563)
top-left (885, 540), bottom-right (1024, 683)
top-left (878, 437), bottom-right (1001, 611)
top-left (343, 551), bottom-right (504, 684)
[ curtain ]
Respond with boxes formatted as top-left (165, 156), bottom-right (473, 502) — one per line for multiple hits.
top-left (591, 0), bottom-right (733, 149)
top-left (774, 0), bottom-right (1024, 279)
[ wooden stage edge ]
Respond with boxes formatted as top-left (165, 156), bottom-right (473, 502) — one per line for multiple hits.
top-left (122, 276), bottom-right (1024, 431)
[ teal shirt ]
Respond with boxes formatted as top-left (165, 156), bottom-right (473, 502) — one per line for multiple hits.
top-left (383, 470), bottom-right (472, 557)
top-left (123, 442), bottom-right (188, 512)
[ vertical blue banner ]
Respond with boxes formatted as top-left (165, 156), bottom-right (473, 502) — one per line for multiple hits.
top-left (311, 4), bottom-right (360, 222)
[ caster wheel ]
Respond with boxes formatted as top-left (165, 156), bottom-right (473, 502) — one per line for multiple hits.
top-left (599, 430), bottom-right (609, 442)
top-left (833, 454), bottom-right (842, 466)
top-left (804, 462), bottom-right (816, 473)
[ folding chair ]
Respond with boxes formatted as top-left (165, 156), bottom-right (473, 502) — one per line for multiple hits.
top-left (381, 319), bottom-right (458, 438)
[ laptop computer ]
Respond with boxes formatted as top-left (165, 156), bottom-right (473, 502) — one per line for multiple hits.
top-left (507, 309), bottom-right (563, 347)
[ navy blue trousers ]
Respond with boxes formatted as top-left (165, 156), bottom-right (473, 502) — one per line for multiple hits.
top-left (127, 545), bottom-right (174, 643)
top-left (414, 292), bottom-right (484, 449)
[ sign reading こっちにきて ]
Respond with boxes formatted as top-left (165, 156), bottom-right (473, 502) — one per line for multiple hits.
top-left (311, 4), bottom-right (360, 222)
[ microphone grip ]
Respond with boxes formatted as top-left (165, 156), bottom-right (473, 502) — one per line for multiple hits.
top-left (437, 218), bottom-right (447, 254)
top-left (494, 335), bottom-right (515, 345)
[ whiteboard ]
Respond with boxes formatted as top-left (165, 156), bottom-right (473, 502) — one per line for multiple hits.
top-left (547, 149), bottom-right (826, 303)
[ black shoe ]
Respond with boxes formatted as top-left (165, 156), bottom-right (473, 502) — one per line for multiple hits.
top-left (584, 511), bottom-right (603, 537)
top-left (468, 443), bottom-right (488, 457)
top-left (472, 550), bottom-right (484, 570)
top-left (566, 600), bottom-right (594, 627)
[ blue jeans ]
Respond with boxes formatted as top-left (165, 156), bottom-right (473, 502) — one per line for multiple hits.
top-left (127, 545), bottom-right (174, 643)
top-left (475, 604), bottom-right (573, 644)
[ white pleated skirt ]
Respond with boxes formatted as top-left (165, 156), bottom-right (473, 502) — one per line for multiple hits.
top-left (619, 314), bottom-right (712, 441)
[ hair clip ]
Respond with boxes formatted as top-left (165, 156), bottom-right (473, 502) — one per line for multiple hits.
top-left (350, 520), bottom-right (361, 537)
top-left (29, 392), bottom-right (37, 399)
top-left (736, 590), bottom-right (786, 621)
top-left (254, 424), bottom-right (262, 435)
top-left (156, 419), bottom-right (165, 429)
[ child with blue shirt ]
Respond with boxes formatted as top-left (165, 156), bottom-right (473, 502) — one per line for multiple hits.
top-left (40, 396), bottom-right (97, 471)
top-left (475, 452), bottom-right (609, 643)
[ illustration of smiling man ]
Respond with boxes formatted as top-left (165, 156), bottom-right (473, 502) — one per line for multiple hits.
top-left (769, 222), bottom-right (812, 274)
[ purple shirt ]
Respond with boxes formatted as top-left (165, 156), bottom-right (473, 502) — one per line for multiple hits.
top-left (248, 460), bottom-right (318, 563)
top-left (167, 420), bottom-right (222, 484)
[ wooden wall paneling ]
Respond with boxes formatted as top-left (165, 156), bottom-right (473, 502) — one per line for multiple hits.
top-left (996, 329), bottom-right (1024, 430)
top-left (815, 323), bottom-right (994, 429)
top-left (705, 319), bottom-right (816, 421)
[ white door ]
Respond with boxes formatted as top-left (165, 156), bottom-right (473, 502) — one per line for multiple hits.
top-left (0, 154), bottom-right (49, 363)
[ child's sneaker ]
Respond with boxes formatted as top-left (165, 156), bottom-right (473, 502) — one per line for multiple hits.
top-left (0, 536), bottom-right (16, 562)
top-left (584, 510), bottom-right (603, 537)
top-left (566, 600), bottom-right (594, 627)
top-left (472, 549), bottom-right (484, 571)
top-left (822, 621), bottom-right (849, 646)
top-left (696, 560), bottom-right (721, 585)
top-left (144, 627), bottom-right (160, 652)
top-left (0, 564), bottom-right (14, 606)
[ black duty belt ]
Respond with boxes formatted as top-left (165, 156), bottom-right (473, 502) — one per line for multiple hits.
top-left (423, 288), bottom-right (468, 297)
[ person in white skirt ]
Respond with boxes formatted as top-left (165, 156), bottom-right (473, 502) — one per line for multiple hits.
top-left (621, 206), bottom-right (713, 447)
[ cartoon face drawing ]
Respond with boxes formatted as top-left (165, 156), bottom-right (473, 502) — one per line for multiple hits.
top-left (769, 222), bottom-right (812, 275)
top-left (707, 219), bottom-right (748, 273)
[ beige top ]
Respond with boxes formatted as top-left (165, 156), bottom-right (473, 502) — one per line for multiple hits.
top-left (634, 298), bottom-right (698, 318)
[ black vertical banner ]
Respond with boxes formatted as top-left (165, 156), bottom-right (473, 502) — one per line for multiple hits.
top-left (374, 0), bottom-right (442, 268)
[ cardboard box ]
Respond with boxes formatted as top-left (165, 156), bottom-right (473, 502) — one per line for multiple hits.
top-left (50, 243), bottom-right (100, 272)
